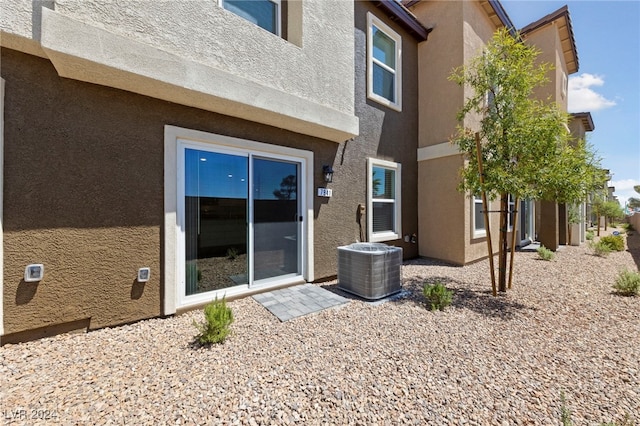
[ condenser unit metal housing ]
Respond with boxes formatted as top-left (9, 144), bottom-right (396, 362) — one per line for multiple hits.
top-left (337, 243), bottom-right (402, 300)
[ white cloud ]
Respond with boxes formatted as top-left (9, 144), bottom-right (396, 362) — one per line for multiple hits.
top-left (610, 179), bottom-right (640, 208)
top-left (568, 73), bottom-right (617, 112)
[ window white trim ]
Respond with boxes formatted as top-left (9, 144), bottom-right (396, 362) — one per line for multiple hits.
top-left (220, 0), bottom-right (281, 36)
top-left (367, 158), bottom-right (401, 242)
top-left (472, 195), bottom-right (487, 239)
top-left (164, 125), bottom-right (314, 314)
top-left (507, 194), bottom-right (516, 232)
top-left (367, 12), bottom-right (402, 111)
top-left (561, 72), bottom-right (568, 99)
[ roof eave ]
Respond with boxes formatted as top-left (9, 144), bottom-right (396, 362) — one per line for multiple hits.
top-left (487, 0), bottom-right (517, 35)
top-left (520, 5), bottom-right (579, 74)
top-left (571, 112), bottom-right (595, 132)
top-left (374, 0), bottom-right (432, 42)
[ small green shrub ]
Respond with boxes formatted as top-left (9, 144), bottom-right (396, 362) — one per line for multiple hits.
top-left (193, 297), bottom-right (234, 345)
top-left (226, 247), bottom-right (239, 260)
top-left (599, 235), bottom-right (624, 251)
top-left (537, 245), bottom-right (554, 261)
top-left (621, 223), bottom-right (634, 235)
top-left (560, 392), bottom-right (573, 426)
top-left (423, 282), bottom-right (453, 311)
top-left (560, 392), bottom-right (633, 426)
top-left (613, 269), bottom-right (640, 296)
top-left (586, 230), bottom-right (594, 241)
top-left (592, 240), bottom-right (612, 257)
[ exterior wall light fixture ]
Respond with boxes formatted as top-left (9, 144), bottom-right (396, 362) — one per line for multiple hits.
top-left (322, 165), bottom-right (334, 183)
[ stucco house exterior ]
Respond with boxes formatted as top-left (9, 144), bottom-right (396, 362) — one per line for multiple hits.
top-left (0, 0), bottom-right (429, 343)
top-left (406, 0), bottom-right (584, 263)
top-left (520, 5), bottom-right (582, 251)
top-left (406, 0), bottom-right (516, 265)
top-left (1, 0), bottom-right (594, 343)
top-left (568, 111), bottom-right (595, 245)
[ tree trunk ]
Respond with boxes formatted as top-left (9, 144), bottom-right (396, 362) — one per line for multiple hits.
top-left (475, 133), bottom-right (497, 296)
top-left (498, 194), bottom-right (508, 292)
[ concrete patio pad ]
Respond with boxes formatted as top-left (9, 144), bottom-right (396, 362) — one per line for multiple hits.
top-left (252, 284), bottom-right (349, 321)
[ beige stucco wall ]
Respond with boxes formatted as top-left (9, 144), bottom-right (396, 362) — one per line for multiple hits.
top-left (461, 1), bottom-right (500, 131)
top-left (418, 155), bottom-right (466, 264)
top-left (628, 213), bottom-right (640, 232)
top-left (412, 0), bottom-right (502, 264)
top-left (413, 0), bottom-right (501, 147)
top-left (524, 25), bottom-right (569, 111)
top-left (415, 0), bottom-right (464, 149)
top-left (0, 0), bottom-right (358, 142)
top-left (569, 118), bottom-right (587, 141)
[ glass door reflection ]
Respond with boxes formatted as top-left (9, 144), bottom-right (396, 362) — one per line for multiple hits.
top-left (184, 149), bottom-right (248, 295)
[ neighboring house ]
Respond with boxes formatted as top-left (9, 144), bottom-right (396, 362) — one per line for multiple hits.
top-left (1, 0), bottom-right (595, 344)
top-left (407, 0), bottom-right (583, 263)
top-left (406, 0), bottom-right (516, 265)
top-left (586, 169), bottom-right (613, 229)
top-left (520, 5), bottom-right (581, 251)
top-left (0, 0), bottom-right (428, 343)
top-left (568, 112), bottom-right (596, 244)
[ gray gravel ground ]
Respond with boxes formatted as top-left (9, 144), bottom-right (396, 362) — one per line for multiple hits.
top-left (2, 230), bottom-right (639, 425)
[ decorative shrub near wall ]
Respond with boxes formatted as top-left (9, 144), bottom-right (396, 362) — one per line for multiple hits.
top-left (613, 269), bottom-right (640, 296)
top-left (193, 297), bottom-right (234, 345)
top-left (599, 235), bottom-right (625, 252)
top-left (423, 282), bottom-right (453, 311)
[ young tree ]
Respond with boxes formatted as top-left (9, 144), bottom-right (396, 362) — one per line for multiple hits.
top-left (627, 186), bottom-right (640, 211)
top-left (602, 200), bottom-right (624, 229)
top-left (450, 29), bottom-right (600, 294)
top-left (591, 196), bottom-right (605, 236)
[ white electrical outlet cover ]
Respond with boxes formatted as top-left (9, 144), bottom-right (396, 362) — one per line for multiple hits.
top-left (24, 264), bottom-right (44, 282)
top-left (138, 267), bottom-right (151, 282)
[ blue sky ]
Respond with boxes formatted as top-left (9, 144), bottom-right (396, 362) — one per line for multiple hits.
top-left (501, 0), bottom-right (640, 207)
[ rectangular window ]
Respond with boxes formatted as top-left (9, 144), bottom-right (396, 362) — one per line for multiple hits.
top-left (221, 0), bottom-right (281, 36)
top-left (485, 88), bottom-right (496, 113)
top-left (368, 158), bottom-right (401, 242)
top-left (507, 194), bottom-right (516, 232)
top-left (367, 13), bottom-right (402, 111)
top-left (473, 195), bottom-right (486, 238)
top-left (561, 72), bottom-right (568, 99)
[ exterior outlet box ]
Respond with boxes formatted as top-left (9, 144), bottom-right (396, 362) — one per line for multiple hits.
top-left (138, 267), bottom-right (151, 283)
top-left (24, 264), bottom-right (44, 282)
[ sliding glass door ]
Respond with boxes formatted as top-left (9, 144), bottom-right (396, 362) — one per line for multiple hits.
top-left (184, 149), bottom-right (249, 295)
top-left (182, 146), bottom-right (302, 299)
top-left (253, 157), bottom-right (301, 282)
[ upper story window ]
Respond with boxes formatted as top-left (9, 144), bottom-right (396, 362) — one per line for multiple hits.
top-left (221, 0), bottom-right (281, 36)
top-left (367, 13), bottom-right (402, 111)
top-left (368, 158), bottom-right (402, 242)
